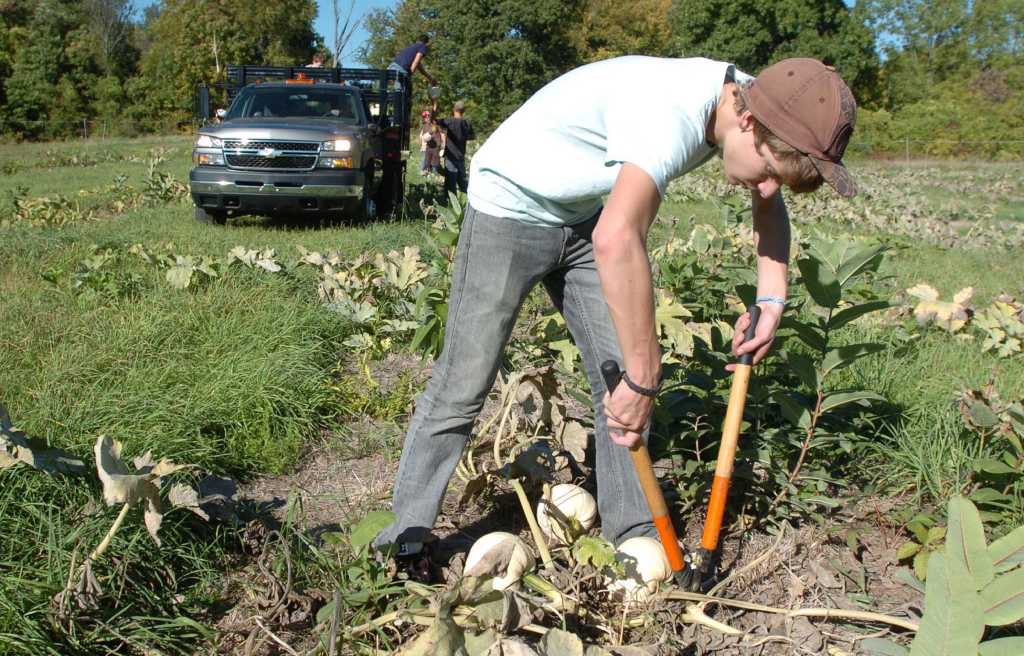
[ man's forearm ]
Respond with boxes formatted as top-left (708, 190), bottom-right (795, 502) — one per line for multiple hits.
top-left (752, 192), bottom-right (790, 299)
top-left (594, 229), bottom-right (660, 387)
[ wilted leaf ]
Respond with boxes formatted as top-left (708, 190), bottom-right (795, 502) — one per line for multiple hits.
top-left (94, 435), bottom-right (185, 546)
top-left (555, 420), bottom-right (588, 464)
top-left (0, 405), bottom-right (86, 475)
top-left (539, 628), bottom-right (584, 656)
top-left (168, 483), bottom-right (208, 520)
top-left (907, 284), bottom-right (973, 333)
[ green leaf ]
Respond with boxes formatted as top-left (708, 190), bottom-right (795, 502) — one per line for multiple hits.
top-left (861, 638), bottom-right (909, 656)
top-left (785, 352), bottom-right (819, 391)
top-left (988, 526), bottom-right (1024, 573)
top-left (572, 536), bottom-right (616, 570)
top-left (897, 542), bottom-right (922, 560)
top-left (978, 638), bottom-right (1024, 656)
top-left (908, 552), bottom-right (985, 656)
top-left (974, 459), bottom-right (1017, 475)
top-left (913, 550), bottom-right (931, 581)
top-left (827, 300), bottom-right (892, 331)
top-left (946, 496), bottom-right (994, 591)
top-left (819, 390), bottom-right (886, 415)
top-left (776, 392), bottom-right (812, 429)
top-left (780, 316), bottom-right (826, 351)
top-left (836, 244), bottom-right (885, 286)
top-left (980, 566), bottom-right (1024, 625)
top-left (349, 510), bottom-right (396, 549)
top-left (797, 256), bottom-right (841, 308)
top-left (821, 343), bottom-right (885, 378)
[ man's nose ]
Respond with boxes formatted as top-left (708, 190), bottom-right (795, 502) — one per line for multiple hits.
top-left (757, 178), bottom-right (780, 198)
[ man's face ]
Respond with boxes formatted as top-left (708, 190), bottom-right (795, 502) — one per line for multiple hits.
top-left (721, 111), bottom-right (783, 199)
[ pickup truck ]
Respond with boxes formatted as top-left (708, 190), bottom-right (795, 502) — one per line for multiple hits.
top-left (190, 66), bottom-right (410, 224)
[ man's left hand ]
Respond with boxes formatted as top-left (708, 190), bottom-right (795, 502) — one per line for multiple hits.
top-left (727, 303), bottom-right (782, 370)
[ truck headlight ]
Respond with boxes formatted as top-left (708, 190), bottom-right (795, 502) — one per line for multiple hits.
top-left (322, 139), bottom-right (352, 152)
top-left (318, 156), bottom-right (354, 169)
top-left (195, 135), bottom-right (223, 148)
top-left (193, 151), bottom-right (225, 166)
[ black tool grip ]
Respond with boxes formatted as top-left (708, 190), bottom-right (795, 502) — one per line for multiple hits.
top-left (601, 360), bottom-right (621, 393)
top-left (738, 305), bottom-right (762, 366)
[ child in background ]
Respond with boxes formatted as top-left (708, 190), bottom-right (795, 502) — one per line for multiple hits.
top-left (420, 111), bottom-right (443, 177)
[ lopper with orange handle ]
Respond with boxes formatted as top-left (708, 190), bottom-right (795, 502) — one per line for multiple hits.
top-left (685, 304), bottom-right (761, 589)
top-left (600, 305), bottom-right (761, 590)
top-left (601, 360), bottom-right (691, 587)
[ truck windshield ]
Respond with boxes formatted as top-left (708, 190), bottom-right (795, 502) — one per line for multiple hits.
top-left (226, 87), bottom-right (362, 123)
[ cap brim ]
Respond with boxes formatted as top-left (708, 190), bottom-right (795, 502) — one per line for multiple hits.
top-left (810, 157), bottom-right (857, 198)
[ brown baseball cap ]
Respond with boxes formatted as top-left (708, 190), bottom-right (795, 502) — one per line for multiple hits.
top-left (740, 58), bottom-right (858, 197)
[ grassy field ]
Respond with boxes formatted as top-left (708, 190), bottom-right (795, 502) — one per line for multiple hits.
top-left (1, 136), bottom-right (1022, 654)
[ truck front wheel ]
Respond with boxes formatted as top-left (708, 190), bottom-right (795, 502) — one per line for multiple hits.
top-left (194, 206), bottom-right (227, 225)
top-left (353, 170), bottom-right (377, 222)
top-left (376, 161), bottom-right (405, 217)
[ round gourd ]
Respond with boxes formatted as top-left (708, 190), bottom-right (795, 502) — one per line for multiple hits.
top-left (536, 483), bottom-right (598, 545)
top-left (463, 532), bottom-right (535, 591)
top-left (607, 536), bottom-right (672, 602)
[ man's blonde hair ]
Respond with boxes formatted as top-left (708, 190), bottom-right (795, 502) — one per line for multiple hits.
top-left (733, 83), bottom-right (823, 194)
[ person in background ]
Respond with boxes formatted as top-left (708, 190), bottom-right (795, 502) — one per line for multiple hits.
top-left (308, 52), bottom-right (325, 68)
top-left (389, 35), bottom-right (437, 91)
top-left (420, 111), bottom-right (443, 177)
top-left (436, 100), bottom-right (475, 196)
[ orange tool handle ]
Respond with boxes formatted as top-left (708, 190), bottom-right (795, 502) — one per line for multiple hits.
top-left (601, 360), bottom-right (686, 574)
top-left (700, 305), bottom-right (760, 552)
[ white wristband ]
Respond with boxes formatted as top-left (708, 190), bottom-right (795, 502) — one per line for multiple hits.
top-left (755, 295), bottom-right (786, 307)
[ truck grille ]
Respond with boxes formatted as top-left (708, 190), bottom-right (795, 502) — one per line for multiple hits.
top-left (223, 140), bottom-right (320, 170)
top-left (222, 140), bottom-right (320, 152)
top-left (225, 154), bottom-right (317, 169)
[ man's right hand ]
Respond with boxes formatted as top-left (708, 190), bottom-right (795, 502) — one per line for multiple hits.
top-left (603, 381), bottom-right (655, 448)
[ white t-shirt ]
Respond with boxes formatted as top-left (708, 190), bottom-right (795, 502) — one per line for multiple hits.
top-left (468, 56), bottom-right (752, 227)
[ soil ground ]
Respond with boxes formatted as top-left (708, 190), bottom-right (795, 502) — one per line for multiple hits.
top-left (223, 362), bottom-right (924, 655)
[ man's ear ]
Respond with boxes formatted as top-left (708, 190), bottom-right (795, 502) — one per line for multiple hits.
top-left (738, 110), bottom-right (756, 132)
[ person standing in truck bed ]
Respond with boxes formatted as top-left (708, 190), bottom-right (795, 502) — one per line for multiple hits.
top-left (389, 35), bottom-right (437, 90)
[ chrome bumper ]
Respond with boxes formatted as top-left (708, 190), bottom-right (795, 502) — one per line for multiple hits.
top-left (190, 179), bottom-right (362, 198)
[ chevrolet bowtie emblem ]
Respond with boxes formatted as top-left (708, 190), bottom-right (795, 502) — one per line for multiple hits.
top-left (258, 148), bottom-right (280, 157)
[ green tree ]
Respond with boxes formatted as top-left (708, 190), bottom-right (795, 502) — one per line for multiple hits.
top-left (4, 0), bottom-right (66, 137)
top-left (360, 0), bottom-right (585, 131)
top-left (571, 0), bottom-right (673, 63)
top-left (130, 0), bottom-right (319, 129)
top-left (668, 0), bottom-right (880, 103)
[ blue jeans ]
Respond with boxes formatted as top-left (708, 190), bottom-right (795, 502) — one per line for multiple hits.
top-left (374, 204), bottom-right (657, 551)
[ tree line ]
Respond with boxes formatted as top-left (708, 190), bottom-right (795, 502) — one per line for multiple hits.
top-left (2, 0), bottom-right (1022, 157)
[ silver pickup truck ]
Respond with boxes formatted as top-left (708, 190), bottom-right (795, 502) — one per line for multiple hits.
top-left (190, 68), bottom-right (409, 225)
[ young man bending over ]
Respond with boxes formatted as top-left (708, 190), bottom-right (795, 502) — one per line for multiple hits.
top-left (374, 57), bottom-right (857, 568)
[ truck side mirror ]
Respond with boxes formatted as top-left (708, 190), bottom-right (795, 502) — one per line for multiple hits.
top-left (215, 108), bottom-right (227, 119)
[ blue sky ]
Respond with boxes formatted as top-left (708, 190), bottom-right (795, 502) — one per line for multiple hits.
top-left (132, 0), bottom-right (397, 63)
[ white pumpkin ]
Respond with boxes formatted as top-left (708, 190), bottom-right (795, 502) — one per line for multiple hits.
top-left (464, 532), bottom-right (535, 591)
top-left (536, 483), bottom-right (598, 545)
top-left (607, 536), bottom-right (672, 603)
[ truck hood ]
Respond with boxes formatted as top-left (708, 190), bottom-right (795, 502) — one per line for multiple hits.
top-left (202, 118), bottom-right (362, 141)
